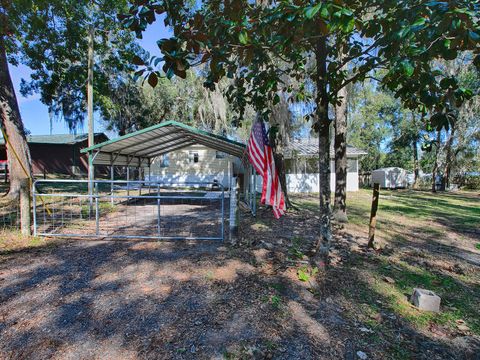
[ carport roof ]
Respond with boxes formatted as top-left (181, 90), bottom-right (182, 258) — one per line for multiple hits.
top-left (81, 120), bottom-right (246, 166)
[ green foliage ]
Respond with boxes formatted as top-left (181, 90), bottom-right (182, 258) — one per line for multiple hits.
top-left (3, 0), bottom-right (142, 130)
top-left (288, 237), bottom-right (304, 260)
top-left (297, 267), bottom-right (310, 282)
top-left (348, 81), bottom-right (393, 171)
top-left (264, 283), bottom-right (283, 310)
top-left (297, 266), bottom-right (318, 282)
top-left (122, 0), bottom-right (480, 130)
top-left (270, 294), bottom-right (281, 308)
top-left (80, 202), bottom-right (115, 218)
top-left (457, 174), bottom-right (480, 190)
top-left (98, 68), bottom-right (238, 135)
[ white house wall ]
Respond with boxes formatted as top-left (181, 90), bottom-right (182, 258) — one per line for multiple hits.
top-left (256, 159), bottom-right (361, 193)
top-left (148, 146), bottom-right (362, 193)
top-left (148, 144), bottom-right (233, 187)
top-left (286, 172), bottom-right (359, 193)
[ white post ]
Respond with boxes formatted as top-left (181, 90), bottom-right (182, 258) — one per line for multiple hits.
top-left (110, 164), bottom-right (114, 205)
top-left (229, 176), bottom-right (239, 244)
top-left (127, 166), bottom-right (130, 196)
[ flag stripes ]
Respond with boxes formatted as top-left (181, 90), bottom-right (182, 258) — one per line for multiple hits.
top-left (246, 120), bottom-right (286, 219)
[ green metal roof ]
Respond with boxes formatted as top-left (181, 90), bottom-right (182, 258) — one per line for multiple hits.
top-left (81, 120), bottom-right (246, 166)
top-left (0, 133), bottom-right (106, 145)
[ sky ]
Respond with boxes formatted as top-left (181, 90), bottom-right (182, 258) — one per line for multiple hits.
top-left (8, 17), bottom-right (171, 137)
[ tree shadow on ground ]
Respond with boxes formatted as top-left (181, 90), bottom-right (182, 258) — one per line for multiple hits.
top-left (0, 239), bottom-right (348, 359)
top-left (326, 233), bottom-right (480, 359)
top-left (1, 194), bottom-right (479, 359)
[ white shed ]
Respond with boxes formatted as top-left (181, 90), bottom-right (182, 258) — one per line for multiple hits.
top-left (371, 167), bottom-right (408, 189)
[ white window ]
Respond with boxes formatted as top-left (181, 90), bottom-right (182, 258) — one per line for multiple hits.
top-left (160, 154), bottom-right (169, 168)
top-left (189, 151), bottom-right (199, 163)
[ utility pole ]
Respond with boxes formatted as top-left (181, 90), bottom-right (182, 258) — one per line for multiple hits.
top-left (87, 20), bottom-right (94, 196)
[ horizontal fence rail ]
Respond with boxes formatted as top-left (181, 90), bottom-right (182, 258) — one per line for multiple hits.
top-left (33, 180), bottom-right (226, 241)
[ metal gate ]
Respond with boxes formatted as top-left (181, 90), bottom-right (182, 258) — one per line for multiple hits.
top-left (32, 180), bottom-right (226, 240)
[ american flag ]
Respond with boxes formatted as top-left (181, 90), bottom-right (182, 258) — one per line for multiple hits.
top-left (247, 120), bottom-right (286, 219)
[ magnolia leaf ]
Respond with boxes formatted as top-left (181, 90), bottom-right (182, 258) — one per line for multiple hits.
top-left (166, 67), bottom-right (175, 80)
top-left (305, 3), bottom-right (322, 19)
top-left (175, 67), bottom-right (187, 79)
top-left (468, 31), bottom-right (480, 42)
top-left (320, 6), bottom-right (329, 19)
top-left (440, 77), bottom-right (456, 89)
top-left (238, 30), bottom-right (249, 45)
top-left (411, 17), bottom-right (426, 29)
top-left (147, 72), bottom-right (158, 87)
top-left (273, 94), bottom-right (280, 105)
top-left (132, 55), bottom-right (145, 65)
top-left (430, 112), bottom-right (449, 131)
top-left (400, 60), bottom-right (415, 77)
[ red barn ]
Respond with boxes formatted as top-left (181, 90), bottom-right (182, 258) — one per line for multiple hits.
top-left (0, 133), bottom-right (108, 178)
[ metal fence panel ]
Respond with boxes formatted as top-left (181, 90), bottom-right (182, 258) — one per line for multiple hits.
top-left (33, 180), bottom-right (226, 241)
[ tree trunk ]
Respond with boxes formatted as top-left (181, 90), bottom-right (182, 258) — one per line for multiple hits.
top-left (412, 112), bottom-right (420, 189)
top-left (432, 130), bottom-right (441, 193)
top-left (273, 152), bottom-right (292, 208)
top-left (443, 125), bottom-right (455, 190)
top-left (333, 82), bottom-right (348, 223)
top-left (0, 37), bottom-right (33, 198)
top-left (20, 178), bottom-right (31, 236)
top-left (313, 36), bottom-right (332, 266)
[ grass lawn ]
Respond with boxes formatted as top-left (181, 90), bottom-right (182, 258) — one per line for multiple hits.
top-left (297, 189), bottom-right (480, 356)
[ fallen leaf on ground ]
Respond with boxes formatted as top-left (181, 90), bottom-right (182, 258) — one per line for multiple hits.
top-left (383, 276), bottom-right (395, 284)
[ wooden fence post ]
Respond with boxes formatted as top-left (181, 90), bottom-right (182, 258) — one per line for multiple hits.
top-left (368, 183), bottom-right (380, 249)
top-left (20, 178), bottom-right (31, 236)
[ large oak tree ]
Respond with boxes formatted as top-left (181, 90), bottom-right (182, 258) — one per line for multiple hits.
top-left (124, 0), bottom-right (479, 263)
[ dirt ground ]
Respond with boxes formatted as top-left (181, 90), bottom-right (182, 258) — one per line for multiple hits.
top-left (0, 190), bottom-right (479, 359)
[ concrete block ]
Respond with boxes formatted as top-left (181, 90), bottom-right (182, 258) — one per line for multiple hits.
top-left (411, 288), bottom-right (441, 312)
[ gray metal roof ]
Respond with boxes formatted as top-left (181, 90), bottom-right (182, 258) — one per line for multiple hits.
top-left (81, 120), bottom-right (246, 167)
top-left (0, 133), bottom-right (106, 145)
top-left (284, 138), bottom-right (367, 158)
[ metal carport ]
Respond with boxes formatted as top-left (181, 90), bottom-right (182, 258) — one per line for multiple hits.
top-left (80, 120), bottom-right (246, 170)
top-left (80, 121), bottom-right (256, 240)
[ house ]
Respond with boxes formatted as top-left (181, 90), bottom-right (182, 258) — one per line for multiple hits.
top-left (148, 136), bottom-right (366, 193)
top-left (0, 133), bottom-right (108, 178)
top-left (148, 144), bottom-right (242, 188)
top-left (283, 138), bottom-right (367, 193)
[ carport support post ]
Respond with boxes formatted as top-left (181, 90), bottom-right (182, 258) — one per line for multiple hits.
top-left (95, 181), bottom-right (99, 235)
top-left (229, 176), bottom-right (239, 245)
top-left (138, 157), bottom-right (142, 196)
top-left (126, 166), bottom-right (130, 196)
top-left (110, 154), bottom-right (114, 205)
top-left (88, 150), bottom-right (94, 212)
